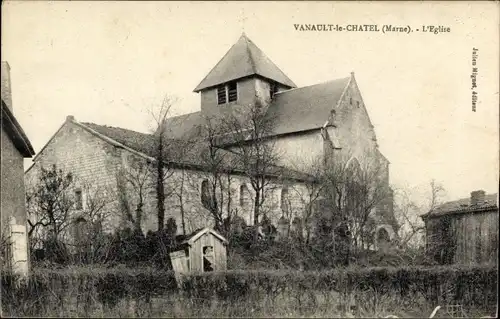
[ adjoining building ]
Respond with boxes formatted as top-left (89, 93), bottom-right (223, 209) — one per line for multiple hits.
top-left (422, 190), bottom-right (498, 265)
top-left (1, 61), bottom-right (35, 276)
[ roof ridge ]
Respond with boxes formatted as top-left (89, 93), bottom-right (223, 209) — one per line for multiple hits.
top-left (81, 122), bottom-right (151, 135)
top-left (439, 192), bottom-right (498, 204)
top-left (274, 76), bottom-right (351, 96)
top-left (165, 110), bottom-right (201, 121)
top-left (75, 121), bottom-right (155, 161)
top-left (244, 35), bottom-right (257, 73)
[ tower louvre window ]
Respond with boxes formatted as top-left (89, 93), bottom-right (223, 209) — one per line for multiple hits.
top-left (217, 82), bottom-right (238, 105)
top-left (228, 82), bottom-right (238, 102)
top-left (217, 85), bottom-right (227, 105)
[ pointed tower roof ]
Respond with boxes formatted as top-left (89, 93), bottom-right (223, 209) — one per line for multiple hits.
top-left (193, 34), bottom-right (297, 92)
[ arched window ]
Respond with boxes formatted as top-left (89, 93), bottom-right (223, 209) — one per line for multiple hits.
top-left (73, 217), bottom-right (88, 248)
top-left (74, 188), bottom-right (83, 210)
top-left (239, 184), bottom-right (249, 207)
top-left (280, 187), bottom-right (289, 214)
top-left (201, 179), bottom-right (212, 210)
top-left (377, 228), bottom-right (391, 251)
top-left (239, 184), bottom-right (252, 224)
top-left (377, 228), bottom-right (390, 242)
top-left (346, 158), bottom-right (363, 211)
top-left (348, 157), bottom-right (362, 180)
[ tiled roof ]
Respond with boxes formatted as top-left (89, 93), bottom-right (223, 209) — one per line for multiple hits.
top-left (81, 122), bottom-right (157, 156)
top-left (193, 34), bottom-right (296, 92)
top-left (80, 122), bottom-right (212, 166)
top-left (162, 112), bottom-right (204, 140)
top-left (425, 193), bottom-right (498, 218)
top-left (78, 121), bottom-right (313, 182)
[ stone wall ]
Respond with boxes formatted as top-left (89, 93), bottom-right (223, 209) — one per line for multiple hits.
top-left (1, 125), bottom-right (30, 276)
top-left (25, 120), bottom-right (123, 235)
top-left (24, 120), bottom-right (313, 239)
top-left (269, 130), bottom-right (325, 170)
top-left (329, 76), bottom-right (395, 229)
top-left (1, 126), bottom-right (28, 227)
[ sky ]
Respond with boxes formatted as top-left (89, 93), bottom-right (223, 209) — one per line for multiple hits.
top-left (2, 1), bottom-right (499, 205)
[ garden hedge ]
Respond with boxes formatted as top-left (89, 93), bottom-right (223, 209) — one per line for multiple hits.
top-left (2, 264), bottom-right (497, 316)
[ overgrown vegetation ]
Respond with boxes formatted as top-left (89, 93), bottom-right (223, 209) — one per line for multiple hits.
top-left (1, 265), bottom-right (497, 317)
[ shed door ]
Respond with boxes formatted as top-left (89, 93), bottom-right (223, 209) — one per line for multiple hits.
top-left (201, 234), bottom-right (215, 272)
top-left (170, 250), bottom-right (189, 273)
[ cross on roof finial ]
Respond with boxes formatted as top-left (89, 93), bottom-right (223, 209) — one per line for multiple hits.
top-left (239, 13), bottom-right (248, 33)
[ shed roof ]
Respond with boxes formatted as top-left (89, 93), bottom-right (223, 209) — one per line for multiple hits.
top-left (176, 228), bottom-right (228, 247)
top-left (423, 193), bottom-right (498, 219)
top-left (193, 33), bottom-right (296, 92)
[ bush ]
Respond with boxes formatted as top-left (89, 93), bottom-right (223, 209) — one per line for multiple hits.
top-left (1, 264), bottom-right (497, 317)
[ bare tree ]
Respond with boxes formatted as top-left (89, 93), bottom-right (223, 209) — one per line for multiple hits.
top-left (171, 169), bottom-right (187, 235)
top-left (147, 94), bottom-right (181, 232)
top-left (117, 156), bottom-right (154, 232)
top-left (26, 164), bottom-right (117, 263)
top-left (320, 152), bottom-right (391, 251)
top-left (0, 224), bottom-right (12, 271)
top-left (222, 99), bottom-right (281, 226)
top-left (190, 115), bottom-right (243, 234)
top-left (395, 179), bottom-right (445, 249)
top-left (26, 164), bottom-right (75, 242)
top-left (288, 157), bottom-right (326, 244)
top-left (72, 181), bottom-right (118, 263)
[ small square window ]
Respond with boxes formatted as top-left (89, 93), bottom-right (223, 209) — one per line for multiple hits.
top-left (356, 101), bottom-right (360, 107)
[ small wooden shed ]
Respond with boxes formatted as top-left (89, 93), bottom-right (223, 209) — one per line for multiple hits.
top-left (422, 190), bottom-right (498, 265)
top-left (169, 228), bottom-right (228, 275)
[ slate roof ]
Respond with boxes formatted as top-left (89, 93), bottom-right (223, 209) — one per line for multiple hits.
top-left (424, 193), bottom-right (498, 219)
top-left (162, 112), bottom-right (203, 140)
top-left (165, 76), bottom-right (351, 141)
top-left (1, 100), bottom-right (35, 157)
top-left (267, 77), bottom-right (350, 135)
top-left (193, 34), bottom-right (296, 92)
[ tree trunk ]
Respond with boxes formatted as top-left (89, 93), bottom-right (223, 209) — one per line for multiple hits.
top-left (253, 190), bottom-right (261, 226)
top-left (156, 137), bottom-right (165, 232)
top-left (135, 204), bottom-right (143, 232)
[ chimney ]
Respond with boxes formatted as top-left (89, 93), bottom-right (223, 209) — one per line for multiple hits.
top-left (470, 190), bottom-right (486, 206)
top-left (1, 61), bottom-right (13, 112)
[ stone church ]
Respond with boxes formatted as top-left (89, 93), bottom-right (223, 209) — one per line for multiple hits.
top-left (25, 34), bottom-right (397, 247)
